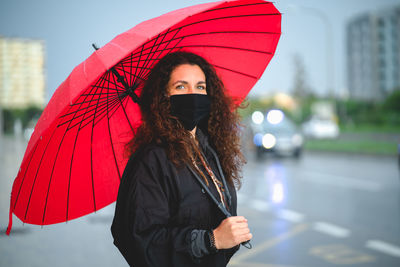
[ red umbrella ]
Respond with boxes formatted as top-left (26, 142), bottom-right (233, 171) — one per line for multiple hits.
top-left (6, 0), bottom-right (281, 235)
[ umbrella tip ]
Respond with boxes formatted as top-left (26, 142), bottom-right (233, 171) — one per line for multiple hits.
top-left (92, 43), bottom-right (99, 51)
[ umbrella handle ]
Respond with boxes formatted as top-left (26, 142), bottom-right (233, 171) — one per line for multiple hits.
top-left (188, 166), bottom-right (252, 249)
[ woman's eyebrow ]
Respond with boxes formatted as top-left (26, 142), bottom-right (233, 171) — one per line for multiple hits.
top-left (172, 80), bottom-right (206, 85)
top-left (172, 80), bottom-right (188, 86)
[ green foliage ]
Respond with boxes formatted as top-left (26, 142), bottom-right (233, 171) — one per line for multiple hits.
top-left (383, 88), bottom-right (400, 112)
top-left (1, 106), bottom-right (43, 134)
top-left (305, 139), bottom-right (397, 156)
top-left (335, 89), bottom-right (400, 126)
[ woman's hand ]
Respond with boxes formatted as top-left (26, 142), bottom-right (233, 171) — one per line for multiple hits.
top-left (213, 216), bottom-right (252, 249)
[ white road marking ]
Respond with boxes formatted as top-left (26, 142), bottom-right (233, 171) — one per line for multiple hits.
top-left (249, 199), bottom-right (270, 211)
top-left (313, 222), bottom-right (350, 238)
top-left (300, 170), bottom-right (382, 192)
top-left (277, 209), bottom-right (305, 223)
top-left (366, 240), bottom-right (400, 258)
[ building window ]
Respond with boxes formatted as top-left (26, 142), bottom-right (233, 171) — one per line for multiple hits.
top-left (378, 18), bottom-right (385, 27)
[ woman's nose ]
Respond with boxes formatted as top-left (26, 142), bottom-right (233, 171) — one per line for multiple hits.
top-left (186, 86), bottom-right (195, 94)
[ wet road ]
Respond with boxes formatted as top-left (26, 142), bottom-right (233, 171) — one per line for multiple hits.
top-left (1, 135), bottom-right (399, 266)
top-left (233, 151), bottom-right (400, 266)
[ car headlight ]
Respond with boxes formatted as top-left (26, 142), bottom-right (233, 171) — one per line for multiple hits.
top-left (262, 133), bottom-right (276, 149)
top-left (267, 109), bottom-right (284, 125)
top-left (253, 133), bottom-right (264, 146)
top-left (251, 111), bottom-right (264, 125)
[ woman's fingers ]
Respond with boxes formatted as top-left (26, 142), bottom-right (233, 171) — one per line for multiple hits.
top-left (213, 216), bottom-right (252, 249)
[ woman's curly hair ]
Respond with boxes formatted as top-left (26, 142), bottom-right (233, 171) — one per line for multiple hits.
top-left (125, 51), bottom-right (245, 188)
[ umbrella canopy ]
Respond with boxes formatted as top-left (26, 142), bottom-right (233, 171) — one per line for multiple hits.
top-left (6, 0), bottom-right (281, 235)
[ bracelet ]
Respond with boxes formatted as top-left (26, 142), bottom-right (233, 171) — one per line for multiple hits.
top-left (207, 230), bottom-right (218, 253)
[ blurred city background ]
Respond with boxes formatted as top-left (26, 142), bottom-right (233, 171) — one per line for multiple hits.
top-left (1, 0), bottom-right (399, 266)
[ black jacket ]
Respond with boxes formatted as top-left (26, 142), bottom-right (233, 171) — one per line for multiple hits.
top-left (111, 129), bottom-right (239, 266)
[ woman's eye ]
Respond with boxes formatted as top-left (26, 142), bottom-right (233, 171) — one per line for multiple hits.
top-left (197, 85), bottom-right (206, 90)
top-left (176, 85), bottom-right (185, 89)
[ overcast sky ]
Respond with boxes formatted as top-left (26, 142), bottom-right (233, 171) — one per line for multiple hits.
top-left (1, 0), bottom-right (399, 101)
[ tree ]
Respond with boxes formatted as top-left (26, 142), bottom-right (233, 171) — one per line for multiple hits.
top-left (292, 53), bottom-right (312, 100)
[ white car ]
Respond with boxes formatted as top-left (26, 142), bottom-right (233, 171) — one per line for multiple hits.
top-left (302, 118), bottom-right (340, 139)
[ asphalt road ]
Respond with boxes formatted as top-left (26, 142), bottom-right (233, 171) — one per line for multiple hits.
top-left (1, 135), bottom-right (399, 266)
top-left (233, 150), bottom-right (400, 267)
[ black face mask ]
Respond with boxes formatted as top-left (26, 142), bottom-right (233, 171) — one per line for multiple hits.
top-left (170, 94), bottom-right (210, 131)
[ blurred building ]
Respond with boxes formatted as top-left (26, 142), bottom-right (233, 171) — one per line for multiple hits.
top-left (346, 5), bottom-right (400, 101)
top-left (0, 36), bottom-right (45, 108)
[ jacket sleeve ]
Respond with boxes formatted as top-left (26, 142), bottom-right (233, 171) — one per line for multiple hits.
top-left (126, 149), bottom-right (209, 266)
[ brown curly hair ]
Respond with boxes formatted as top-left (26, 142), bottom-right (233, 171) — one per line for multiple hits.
top-left (125, 51), bottom-right (245, 188)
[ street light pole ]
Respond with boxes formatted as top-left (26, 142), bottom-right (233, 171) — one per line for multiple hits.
top-left (0, 103), bottom-right (3, 148)
top-left (287, 5), bottom-right (335, 98)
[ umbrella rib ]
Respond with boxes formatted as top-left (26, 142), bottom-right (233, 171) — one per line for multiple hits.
top-left (88, 70), bottom-right (112, 213)
top-left (76, 97), bottom-right (121, 133)
top-left (61, 27), bottom-right (272, 127)
top-left (128, 27), bottom-right (181, 61)
top-left (134, 33), bottom-right (161, 84)
top-left (115, 50), bottom-right (147, 90)
top-left (41, 121), bottom-right (86, 224)
top-left (94, 70), bottom-right (135, 134)
top-left (60, 90), bottom-right (123, 118)
top-left (212, 64), bottom-right (258, 79)
top-left (79, 91), bottom-right (124, 97)
top-left (128, 13), bottom-right (280, 60)
top-left (72, 92), bottom-right (123, 106)
top-left (65, 95), bottom-right (123, 131)
top-left (107, 94), bottom-right (130, 124)
top-left (12, 141), bottom-right (40, 212)
top-left (127, 43), bottom-right (274, 77)
top-left (106, 72), bottom-right (122, 181)
top-left (137, 27), bottom-right (185, 75)
top-left (129, 38), bottom-right (273, 59)
top-left (131, 43), bottom-right (145, 87)
top-left (24, 129), bottom-right (57, 221)
top-left (150, 27), bottom-right (184, 65)
top-left (65, 67), bottom-right (108, 222)
top-left (126, 28), bottom-right (183, 78)
top-left (41, 73), bottom-right (110, 224)
top-left (177, 44), bottom-right (273, 55)
top-left (136, 30), bottom-right (170, 81)
top-left (88, 98), bottom-right (122, 129)
top-left (202, 1), bottom-right (273, 13)
top-left (127, 31), bottom-right (277, 63)
top-left (140, 27), bottom-right (181, 80)
top-left (128, 42), bottom-right (135, 91)
top-left (109, 85), bottom-right (136, 136)
top-left (59, 74), bottom-right (126, 122)
top-left (64, 94), bottom-right (123, 131)
top-left (74, 83), bottom-right (125, 124)
top-left (58, 90), bottom-right (125, 121)
top-left (113, 65), bottom-right (150, 81)
top-left (170, 13), bottom-right (281, 32)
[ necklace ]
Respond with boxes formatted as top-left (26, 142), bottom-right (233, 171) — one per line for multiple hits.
top-left (193, 152), bottom-right (228, 209)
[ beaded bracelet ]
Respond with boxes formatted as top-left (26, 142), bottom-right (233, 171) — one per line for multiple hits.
top-left (207, 230), bottom-right (218, 253)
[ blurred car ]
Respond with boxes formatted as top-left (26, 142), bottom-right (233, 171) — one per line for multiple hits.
top-left (248, 109), bottom-right (304, 159)
top-left (302, 117), bottom-right (339, 139)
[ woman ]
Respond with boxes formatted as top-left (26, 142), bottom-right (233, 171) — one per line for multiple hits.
top-left (111, 51), bottom-right (251, 267)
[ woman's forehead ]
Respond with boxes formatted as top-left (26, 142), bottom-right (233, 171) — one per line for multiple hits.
top-left (169, 64), bottom-right (205, 81)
